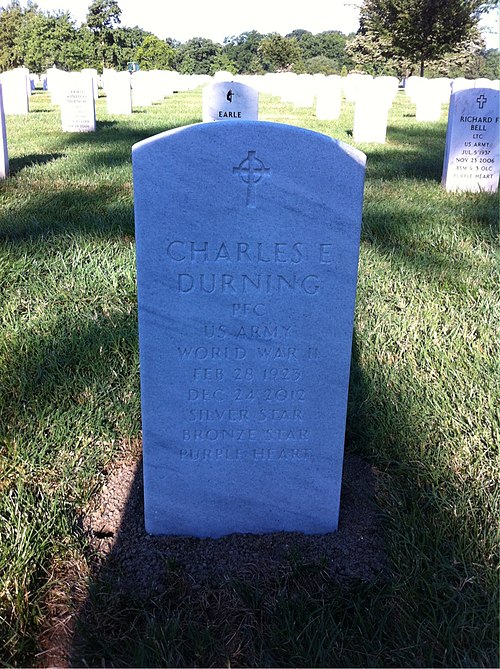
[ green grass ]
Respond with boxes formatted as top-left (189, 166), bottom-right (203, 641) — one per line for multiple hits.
top-left (0, 88), bottom-right (498, 667)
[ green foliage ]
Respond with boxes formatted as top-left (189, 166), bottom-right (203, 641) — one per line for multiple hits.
top-left (0, 0), bottom-right (33, 71)
top-left (346, 29), bottom-right (410, 76)
top-left (85, 0), bottom-right (122, 69)
top-left (136, 35), bottom-right (174, 70)
top-left (357, 0), bottom-right (497, 75)
top-left (86, 0), bottom-right (121, 33)
top-left (287, 30), bottom-right (353, 74)
top-left (18, 11), bottom-right (97, 73)
top-left (114, 25), bottom-right (152, 70)
top-left (222, 31), bottom-right (267, 73)
top-left (348, 18), bottom-right (498, 79)
top-left (258, 33), bottom-right (303, 72)
top-left (302, 55), bottom-right (341, 75)
top-left (425, 38), bottom-right (499, 78)
top-left (481, 47), bottom-right (500, 77)
top-left (211, 52), bottom-right (237, 74)
top-left (0, 2), bottom-right (496, 79)
top-left (175, 37), bottom-right (222, 75)
top-left (290, 28), bottom-right (354, 72)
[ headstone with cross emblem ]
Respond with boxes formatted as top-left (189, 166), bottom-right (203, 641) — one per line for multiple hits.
top-left (442, 86), bottom-right (499, 192)
top-left (132, 120), bottom-right (366, 537)
top-left (202, 81), bottom-right (258, 122)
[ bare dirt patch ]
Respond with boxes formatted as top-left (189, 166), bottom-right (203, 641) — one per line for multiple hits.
top-left (82, 451), bottom-right (387, 594)
top-left (38, 449), bottom-right (387, 667)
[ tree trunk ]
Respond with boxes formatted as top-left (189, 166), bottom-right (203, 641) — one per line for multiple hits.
top-left (420, 58), bottom-right (425, 77)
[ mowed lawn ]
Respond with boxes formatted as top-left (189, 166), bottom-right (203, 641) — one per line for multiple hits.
top-left (0, 87), bottom-right (498, 667)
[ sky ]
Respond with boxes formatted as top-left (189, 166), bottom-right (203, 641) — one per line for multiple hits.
top-left (25, 0), bottom-right (500, 49)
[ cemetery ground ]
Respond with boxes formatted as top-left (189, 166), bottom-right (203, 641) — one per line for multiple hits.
top-left (0, 88), bottom-right (497, 668)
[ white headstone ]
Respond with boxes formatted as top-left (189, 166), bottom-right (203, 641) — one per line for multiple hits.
top-left (278, 73), bottom-right (299, 103)
top-left (132, 121), bottom-right (366, 537)
top-left (131, 71), bottom-right (154, 108)
top-left (0, 84), bottom-right (9, 179)
top-left (414, 79), bottom-right (443, 121)
top-left (106, 71), bottom-right (132, 115)
top-left (0, 69), bottom-right (29, 115)
top-left (315, 75), bottom-right (342, 121)
top-left (60, 74), bottom-right (96, 132)
top-left (46, 67), bottom-right (68, 105)
top-left (17, 66), bottom-right (31, 97)
top-left (433, 77), bottom-right (452, 103)
top-left (442, 87), bottom-right (499, 192)
top-left (202, 81), bottom-right (258, 122)
top-left (213, 71), bottom-right (235, 82)
top-left (405, 76), bottom-right (425, 102)
top-left (82, 68), bottom-right (99, 100)
top-left (291, 74), bottom-right (316, 108)
top-left (343, 73), bottom-right (373, 103)
top-left (451, 78), bottom-right (473, 93)
top-left (353, 80), bottom-right (390, 143)
top-left (375, 76), bottom-right (399, 104)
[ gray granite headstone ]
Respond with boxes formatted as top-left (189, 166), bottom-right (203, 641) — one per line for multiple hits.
top-left (132, 121), bottom-right (366, 537)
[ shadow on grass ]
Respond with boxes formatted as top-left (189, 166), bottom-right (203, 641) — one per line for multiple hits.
top-left (359, 191), bottom-right (497, 292)
top-left (0, 308), bottom-right (140, 667)
top-left (366, 124), bottom-right (446, 182)
top-left (63, 328), bottom-right (498, 667)
top-left (0, 117), bottom-right (202, 244)
top-left (65, 337), bottom-right (390, 669)
top-left (9, 152), bottom-right (65, 175)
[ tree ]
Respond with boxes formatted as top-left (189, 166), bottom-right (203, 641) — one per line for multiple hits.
top-left (86, 0), bottom-right (122, 70)
top-left (113, 25), bottom-right (152, 69)
top-left (289, 29), bottom-right (354, 73)
top-left (346, 28), bottom-right (410, 76)
top-left (303, 55), bottom-right (341, 75)
top-left (425, 35), bottom-right (500, 78)
top-left (258, 34), bottom-right (303, 72)
top-left (175, 37), bottom-right (222, 75)
top-left (136, 35), bottom-right (174, 70)
top-left (0, 1), bottom-right (32, 71)
top-left (19, 10), bottom-right (97, 73)
top-left (222, 31), bottom-right (267, 73)
top-left (211, 52), bottom-right (237, 74)
top-left (357, 0), bottom-right (498, 76)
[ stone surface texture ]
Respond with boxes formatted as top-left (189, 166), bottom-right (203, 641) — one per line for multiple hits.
top-left (133, 121), bottom-right (366, 537)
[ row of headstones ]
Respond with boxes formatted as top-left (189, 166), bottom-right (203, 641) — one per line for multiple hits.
top-left (202, 74), bottom-right (499, 158)
top-left (0, 66), bottom-right (209, 126)
top-left (47, 68), bottom-right (206, 128)
top-left (3, 63), bottom-right (496, 136)
top-left (0, 68), bottom-right (498, 192)
top-left (210, 71), bottom-right (498, 117)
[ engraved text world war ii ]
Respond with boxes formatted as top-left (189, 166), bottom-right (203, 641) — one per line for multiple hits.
top-left (132, 121), bottom-right (366, 537)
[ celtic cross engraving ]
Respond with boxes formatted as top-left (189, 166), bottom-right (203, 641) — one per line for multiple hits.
top-left (233, 151), bottom-right (271, 208)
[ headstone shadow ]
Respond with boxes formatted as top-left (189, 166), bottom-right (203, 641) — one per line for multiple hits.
top-left (9, 152), bottom-right (65, 175)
